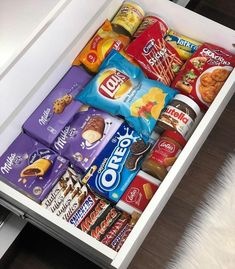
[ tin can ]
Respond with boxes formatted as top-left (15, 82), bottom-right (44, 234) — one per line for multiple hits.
top-left (111, 0), bottom-right (145, 37)
top-left (133, 12), bottom-right (169, 39)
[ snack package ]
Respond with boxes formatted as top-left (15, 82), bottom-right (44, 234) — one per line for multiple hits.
top-left (72, 20), bottom-right (130, 73)
top-left (165, 30), bottom-right (202, 61)
top-left (23, 66), bottom-right (92, 147)
top-left (76, 50), bottom-right (177, 139)
top-left (0, 133), bottom-right (68, 203)
top-left (116, 170), bottom-right (161, 214)
top-left (126, 21), bottom-right (183, 86)
top-left (52, 105), bottom-right (123, 172)
top-left (171, 43), bottom-right (235, 110)
top-left (82, 122), bottom-right (151, 203)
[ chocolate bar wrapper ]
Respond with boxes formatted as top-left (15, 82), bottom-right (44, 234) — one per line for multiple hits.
top-left (60, 185), bottom-right (88, 221)
top-left (69, 193), bottom-right (98, 227)
top-left (54, 181), bottom-right (84, 217)
top-left (0, 133), bottom-right (68, 203)
top-left (101, 212), bottom-right (130, 246)
top-left (47, 174), bottom-right (80, 213)
top-left (79, 199), bottom-right (110, 233)
top-left (110, 212), bottom-right (140, 251)
top-left (52, 106), bottom-right (123, 172)
top-left (23, 66), bottom-right (92, 147)
top-left (41, 167), bottom-right (82, 208)
top-left (89, 207), bottom-right (121, 241)
top-left (82, 122), bottom-right (150, 202)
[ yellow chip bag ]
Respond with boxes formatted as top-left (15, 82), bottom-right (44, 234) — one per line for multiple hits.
top-left (72, 20), bottom-right (130, 73)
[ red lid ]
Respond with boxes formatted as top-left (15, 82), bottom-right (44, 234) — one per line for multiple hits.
top-left (162, 130), bottom-right (187, 147)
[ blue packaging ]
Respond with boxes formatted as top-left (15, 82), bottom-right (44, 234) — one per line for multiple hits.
top-left (82, 123), bottom-right (150, 203)
top-left (76, 50), bottom-right (177, 139)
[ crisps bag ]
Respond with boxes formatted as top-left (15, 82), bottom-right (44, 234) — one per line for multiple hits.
top-left (76, 50), bottom-right (177, 139)
top-left (72, 20), bottom-right (130, 73)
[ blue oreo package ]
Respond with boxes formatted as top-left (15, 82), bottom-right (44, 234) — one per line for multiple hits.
top-left (81, 122), bottom-right (150, 203)
top-left (76, 50), bottom-right (177, 139)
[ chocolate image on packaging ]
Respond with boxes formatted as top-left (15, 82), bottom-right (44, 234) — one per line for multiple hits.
top-left (82, 116), bottom-right (105, 144)
top-left (110, 211), bottom-right (140, 251)
top-left (52, 107), bottom-right (122, 172)
top-left (0, 133), bottom-right (69, 203)
top-left (89, 207), bottom-right (121, 241)
top-left (69, 193), bottom-right (98, 227)
top-left (101, 212), bottom-right (130, 246)
top-left (20, 158), bottom-right (52, 177)
top-left (79, 199), bottom-right (110, 233)
top-left (61, 185), bottom-right (88, 221)
top-left (41, 167), bottom-right (81, 208)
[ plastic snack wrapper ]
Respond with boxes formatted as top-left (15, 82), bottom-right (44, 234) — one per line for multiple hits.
top-left (76, 50), bottom-right (177, 139)
top-left (126, 21), bottom-right (183, 86)
top-left (72, 20), bottom-right (130, 73)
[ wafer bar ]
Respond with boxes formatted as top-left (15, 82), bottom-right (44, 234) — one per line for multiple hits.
top-left (61, 185), bottom-right (88, 221)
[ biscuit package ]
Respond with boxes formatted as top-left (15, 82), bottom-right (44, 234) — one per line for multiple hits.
top-left (116, 170), bottom-right (161, 214)
top-left (52, 105), bottom-right (123, 172)
top-left (81, 122), bottom-right (151, 203)
top-left (23, 66), bottom-right (92, 147)
top-left (72, 20), bottom-right (130, 73)
top-left (171, 43), bottom-right (235, 110)
top-left (0, 133), bottom-right (69, 203)
top-left (76, 50), bottom-right (177, 139)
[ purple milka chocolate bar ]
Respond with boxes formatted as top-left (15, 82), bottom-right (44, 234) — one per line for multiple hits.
top-left (23, 66), bottom-right (92, 147)
top-left (0, 133), bottom-right (69, 203)
top-left (52, 106), bottom-right (123, 172)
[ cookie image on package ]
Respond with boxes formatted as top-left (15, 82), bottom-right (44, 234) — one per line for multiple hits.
top-left (130, 140), bottom-right (151, 156)
top-left (62, 94), bottom-right (73, 105)
top-left (53, 98), bottom-right (66, 114)
top-left (82, 116), bottom-right (105, 144)
top-left (125, 155), bottom-right (142, 171)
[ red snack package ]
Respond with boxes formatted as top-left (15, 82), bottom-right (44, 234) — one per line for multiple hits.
top-left (126, 21), bottom-right (183, 86)
top-left (171, 43), bottom-right (235, 110)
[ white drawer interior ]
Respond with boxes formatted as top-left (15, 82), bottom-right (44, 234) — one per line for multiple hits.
top-left (0, 0), bottom-right (235, 268)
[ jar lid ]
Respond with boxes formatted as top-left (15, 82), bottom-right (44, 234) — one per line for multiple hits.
top-left (174, 94), bottom-right (201, 117)
top-left (163, 130), bottom-right (187, 147)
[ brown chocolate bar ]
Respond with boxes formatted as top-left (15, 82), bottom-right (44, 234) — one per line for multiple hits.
top-left (101, 212), bottom-right (130, 246)
top-left (79, 199), bottom-right (110, 233)
top-left (82, 116), bottom-right (105, 144)
top-left (89, 207), bottom-right (121, 241)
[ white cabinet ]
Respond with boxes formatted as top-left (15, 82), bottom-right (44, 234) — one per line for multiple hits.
top-left (0, 1), bottom-right (234, 268)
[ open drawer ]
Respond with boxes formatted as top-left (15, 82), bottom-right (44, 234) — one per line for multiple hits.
top-left (0, 0), bottom-right (235, 268)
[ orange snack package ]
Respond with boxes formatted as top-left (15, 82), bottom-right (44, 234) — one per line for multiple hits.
top-left (72, 20), bottom-right (130, 73)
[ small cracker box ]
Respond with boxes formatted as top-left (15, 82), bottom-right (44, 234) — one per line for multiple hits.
top-left (23, 66), bottom-right (92, 147)
top-left (116, 170), bottom-right (161, 214)
top-left (0, 133), bottom-right (69, 203)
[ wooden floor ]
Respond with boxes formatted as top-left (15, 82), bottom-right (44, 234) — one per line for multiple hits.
top-left (1, 1), bottom-right (235, 269)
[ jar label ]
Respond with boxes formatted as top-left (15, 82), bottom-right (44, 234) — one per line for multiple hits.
top-left (112, 2), bottom-right (144, 36)
top-left (159, 105), bottom-right (194, 137)
top-left (149, 138), bottom-right (181, 169)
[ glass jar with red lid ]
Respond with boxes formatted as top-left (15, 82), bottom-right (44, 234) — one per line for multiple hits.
top-left (141, 130), bottom-right (186, 181)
